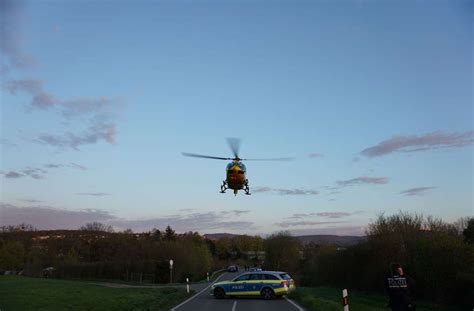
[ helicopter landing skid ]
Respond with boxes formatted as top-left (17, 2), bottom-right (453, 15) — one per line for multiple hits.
top-left (220, 181), bottom-right (228, 193)
top-left (244, 179), bottom-right (251, 195)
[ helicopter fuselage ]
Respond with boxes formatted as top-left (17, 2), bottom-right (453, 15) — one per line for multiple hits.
top-left (226, 161), bottom-right (247, 190)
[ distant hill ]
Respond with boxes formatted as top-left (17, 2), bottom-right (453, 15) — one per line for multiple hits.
top-left (203, 233), bottom-right (366, 246)
top-left (203, 233), bottom-right (241, 240)
top-left (296, 235), bottom-right (366, 246)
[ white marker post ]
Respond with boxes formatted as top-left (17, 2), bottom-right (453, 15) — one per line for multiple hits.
top-left (169, 259), bottom-right (174, 283)
top-left (207, 272), bottom-right (210, 282)
top-left (186, 277), bottom-right (190, 293)
top-left (342, 289), bottom-right (349, 311)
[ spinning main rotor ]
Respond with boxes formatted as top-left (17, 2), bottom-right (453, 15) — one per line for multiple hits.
top-left (182, 138), bottom-right (293, 163)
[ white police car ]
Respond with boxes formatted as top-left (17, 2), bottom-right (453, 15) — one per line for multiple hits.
top-left (211, 271), bottom-right (295, 299)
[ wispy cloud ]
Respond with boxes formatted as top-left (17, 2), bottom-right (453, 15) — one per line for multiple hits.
top-left (110, 211), bottom-right (255, 233)
top-left (5, 79), bottom-right (56, 108)
top-left (0, 0), bottom-right (36, 71)
top-left (0, 138), bottom-right (17, 147)
top-left (253, 187), bottom-right (319, 195)
top-left (76, 192), bottom-right (111, 196)
top-left (2, 171), bottom-right (24, 178)
top-left (18, 199), bottom-right (43, 203)
top-left (361, 131), bottom-right (474, 157)
top-left (275, 221), bottom-right (348, 228)
top-left (308, 153), bottom-right (324, 158)
top-left (0, 203), bottom-right (115, 230)
top-left (34, 120), bottom-right (116, 149)
top-left (287, 212), bottom-right (354, 220)
top-left (69, 162), bottom-right (87, 170)
top-left (399, 187), bottom-right (435, 196)
top-left (220, 210), bottom-right (251, 217)
top-left (2, 163), bottom-right (86, 180)
top-left (337, 176), bottom-right (389, 187)
top-left (1, 167), bottom-right (47, 179)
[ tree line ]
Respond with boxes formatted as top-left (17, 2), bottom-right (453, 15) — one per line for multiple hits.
top-left (263, 213), bottom-right (474, 308)
top-left (1, 213), bottom-right (473, 307)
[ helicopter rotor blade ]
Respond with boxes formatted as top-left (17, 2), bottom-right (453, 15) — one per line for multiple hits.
top-left (182, 152), bottom-right (233, 160)
top-left (226, 137), bottom-right (241, 158)
top-left (241, 157), bottom-right (295, 161)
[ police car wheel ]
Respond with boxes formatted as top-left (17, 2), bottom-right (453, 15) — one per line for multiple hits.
top-left (261, 288), bottom-right (275, 300)
top-left (214, 287), bottom-right (225, 299)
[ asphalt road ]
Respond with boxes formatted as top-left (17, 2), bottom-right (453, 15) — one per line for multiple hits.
top-left (170, 270), bottom-right (305, 311)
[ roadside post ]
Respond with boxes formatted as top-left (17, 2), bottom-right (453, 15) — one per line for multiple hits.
top-left (186, 277), bottom-right (190, 293)
top-left (342, 289), bottom-right (349, 311)
top-left (207, 272), bottom-right (210, 282)
top-left (169, 259), bottom-right (174, 283)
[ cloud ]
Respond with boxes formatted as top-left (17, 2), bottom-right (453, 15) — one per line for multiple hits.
top-left (2, 171), bottom-right (24, 178)
top-left (44, 163), bottom-right (64, 168)
top-left (0, 0), bottom-right (36, 71)
top-left (399, 187), bottom-right (435, 196)
top-left (337, 176), bottom-right (389, 186)
top-left (361, 131), bottom-right (474, 157)
top-left (34, 120), bottom-right (117, 149)
top-left (253, 187), bottom-right (272, 193)
top-left (308, 153), bottom-right (324, 158)
top-left (220, 210), bottom-right (251, 217)
top-left (68, 162), bottom-right (87, 170)
top-left (0, 138), bottom-right (17, 147)
top-left (0, 203), bottom-right (116, 230)
top-left (18, 199), bottom-right (42, 203)
top-left (253, 187), bottom-right (319, 195)
top-left (5, 79), bottom-right (57, 108)
top-left (1, 167), bottom-right (47, 179)
top-left (275, 221), bottom-right (348, 228)
top-left (110, 211), bottom-right (255, 233)
top-left (76, 192), bottom-right (111, 196)
top-left (287, 212), bottom-right (354, 220)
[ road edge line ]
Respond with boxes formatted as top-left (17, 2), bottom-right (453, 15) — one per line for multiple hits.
top-left (170, 272), bottom-right (227, 311)
top-left (284, 296), bottom-right (304, 311)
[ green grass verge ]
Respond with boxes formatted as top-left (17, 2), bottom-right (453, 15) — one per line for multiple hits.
top-left (289, 287), bottom-right (464, 311)
top-left (0, 275), bottom-right (193, 311)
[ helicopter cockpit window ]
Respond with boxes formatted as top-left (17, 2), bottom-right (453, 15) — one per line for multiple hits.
top-left (239, 163), bottom-right (246, 171)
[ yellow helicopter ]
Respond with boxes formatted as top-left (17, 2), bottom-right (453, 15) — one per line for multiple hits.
top-left (182, 138), bottom-right (293, 195)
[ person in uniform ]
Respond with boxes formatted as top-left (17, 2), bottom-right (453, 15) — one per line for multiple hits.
top-left (385, 263), bottom-right (416, 311)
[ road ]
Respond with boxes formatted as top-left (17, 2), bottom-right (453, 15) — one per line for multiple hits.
top-left (170, 270), bottom-right (305, 311)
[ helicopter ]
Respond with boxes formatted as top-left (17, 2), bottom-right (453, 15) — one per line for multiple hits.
top-left (182, 138), bottom-right (293, 195)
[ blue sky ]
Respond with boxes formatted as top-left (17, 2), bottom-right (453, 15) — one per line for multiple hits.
top-left (1, 0), bottom-right (472, 236)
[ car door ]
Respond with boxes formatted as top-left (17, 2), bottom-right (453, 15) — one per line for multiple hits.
top-left (228, 273), bottom-right (250, 295)
top-left (247, 273), bottom-right (264, 295)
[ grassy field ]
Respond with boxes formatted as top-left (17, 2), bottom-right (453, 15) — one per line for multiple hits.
top-left (289, 287), bottom-right (464, 311)
top-left (0, 275), bottom-right (193, 311)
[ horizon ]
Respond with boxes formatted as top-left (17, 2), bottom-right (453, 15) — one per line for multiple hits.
top-left (1, 0), bottom-right (472, 236)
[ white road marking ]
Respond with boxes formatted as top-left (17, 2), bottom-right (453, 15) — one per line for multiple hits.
top-left (170, 272), bottom-right (228, 311)
top-left (231, 300), bottom-right (237, 311)
top-left (284, 296), bottom-right (304, 311)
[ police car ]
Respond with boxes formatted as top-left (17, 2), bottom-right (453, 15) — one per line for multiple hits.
top-left (211, 271), bottom-right (295, 299)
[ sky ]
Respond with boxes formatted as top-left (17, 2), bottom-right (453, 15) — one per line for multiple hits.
top-left (1, 0), bottom-right (472, 236)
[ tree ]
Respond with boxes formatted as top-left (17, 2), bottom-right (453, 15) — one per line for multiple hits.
top-left (463, 218), bottom-right (474, 244)
top-left (151, 228), bottom-right (162, 241)
top-left (164, 225), bottom-right (176, 241)
top-left (0, 241), bottom-right (25, 270)
top-left (265, 231), bottom-right (301, 272)
top-left (79, 222), bottom-right (114, 232)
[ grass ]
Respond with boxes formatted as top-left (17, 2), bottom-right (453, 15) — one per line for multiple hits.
top-left (289, 287), bottom-right (464, 311)
top-left (0, 275), bottom-right (193, 311)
